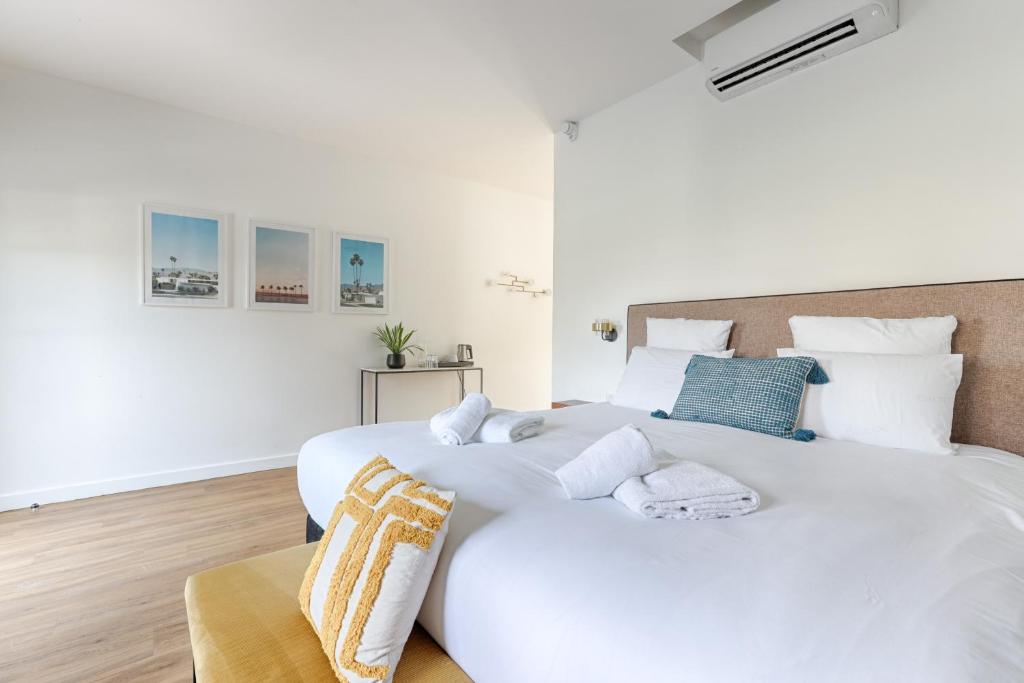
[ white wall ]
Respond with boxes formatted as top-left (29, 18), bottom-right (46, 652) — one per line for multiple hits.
top-left (0, 65), bottom-right (552, 510)
top-left (553, 0), bottom-right (1024, 402)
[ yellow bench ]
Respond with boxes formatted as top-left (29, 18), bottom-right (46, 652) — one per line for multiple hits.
top-left (185, 543), bottom-right (471, 682)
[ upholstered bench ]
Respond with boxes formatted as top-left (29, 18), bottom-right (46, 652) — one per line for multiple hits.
top-left (185, 543), bottom-right (471, 682)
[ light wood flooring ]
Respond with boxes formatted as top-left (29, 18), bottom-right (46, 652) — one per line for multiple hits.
top-left (0, 467), bottom-right (307, 682)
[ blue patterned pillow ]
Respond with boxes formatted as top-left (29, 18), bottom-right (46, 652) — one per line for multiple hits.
top-left (667, 355), bottom-right (829, 441)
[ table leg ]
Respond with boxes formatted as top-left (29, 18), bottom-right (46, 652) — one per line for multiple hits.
top-left (359, 371), bottom-right (364, 426)
top-left (374, 373), bottom-right (380, 425)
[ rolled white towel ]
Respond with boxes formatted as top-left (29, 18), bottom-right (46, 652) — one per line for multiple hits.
top-left (433, 393), bottom-right (491, 446)
top-left (555, 424), bottom-right (659, 500)
top-left (613, 460), bottom-right (760, 520)
top-left (429, 407), bottom-right (457, 439)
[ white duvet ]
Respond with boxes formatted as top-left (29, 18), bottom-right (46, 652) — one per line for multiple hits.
top-left (297, 403), bottom-right (1024, 683)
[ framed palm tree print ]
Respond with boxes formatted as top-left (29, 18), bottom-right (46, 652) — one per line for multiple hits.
top-left (332, 232), bottom-right (389, 314)
top-left (142, 203), bottom-right (229, 307)
top-left (247, 220), bottom-right (316, 312)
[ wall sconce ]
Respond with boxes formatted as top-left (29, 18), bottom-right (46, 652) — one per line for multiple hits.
top-left (592, 319), bottom-right (618, 342)
top-left (486, 272), bottom-right (551, 298)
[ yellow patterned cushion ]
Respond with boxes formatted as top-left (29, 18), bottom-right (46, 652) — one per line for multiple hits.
top-left (299, 456), bottom-right (456, 683)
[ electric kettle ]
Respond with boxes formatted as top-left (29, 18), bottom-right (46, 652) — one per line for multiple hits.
top-left (457, 344), bottom-right (474, 362)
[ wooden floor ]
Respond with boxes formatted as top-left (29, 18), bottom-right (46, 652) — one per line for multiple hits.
top-left (0, 468), bottom-right (307, 682)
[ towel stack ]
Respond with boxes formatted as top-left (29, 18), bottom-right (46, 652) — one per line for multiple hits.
top-left (556, 425), bottom-right (760, 520)
top-left (429, 395), bottom-right (545, 445)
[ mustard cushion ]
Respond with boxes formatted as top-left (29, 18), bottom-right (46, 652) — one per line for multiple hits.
top-left (299, 456), bottom-right (456, 683)
top-left (185, 543), bottom-right (470, 682)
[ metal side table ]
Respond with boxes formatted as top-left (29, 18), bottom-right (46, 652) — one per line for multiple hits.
top-left (359, 366), bottom-right (484, 425)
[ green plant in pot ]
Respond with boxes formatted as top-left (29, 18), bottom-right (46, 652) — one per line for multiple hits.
top-left (374, 322), bottom-right (422, 369)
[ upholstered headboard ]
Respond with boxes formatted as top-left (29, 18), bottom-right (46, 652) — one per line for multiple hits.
top-left (626, 279), bottom-right (1024, 455)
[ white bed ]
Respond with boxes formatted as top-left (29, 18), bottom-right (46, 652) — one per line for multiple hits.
top-left (298, 402), bottom-right (1024, 683)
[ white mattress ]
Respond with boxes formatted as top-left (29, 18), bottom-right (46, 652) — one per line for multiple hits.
top-left (297, 403), bottom-right (1024, 682)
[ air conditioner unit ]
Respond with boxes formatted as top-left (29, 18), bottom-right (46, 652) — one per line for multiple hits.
top-left (703, 0), bottom-right (898, 101)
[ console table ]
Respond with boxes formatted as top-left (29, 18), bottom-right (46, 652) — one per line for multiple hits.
top-left (359, 366), bottom-right (484, 425)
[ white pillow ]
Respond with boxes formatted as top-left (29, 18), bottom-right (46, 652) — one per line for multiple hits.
top-left (300, 456), bottom-right (455, 682)
top-left (646, 317), bottom-right (733, 351)
top-left (777, 348), bottom-right (963, 455)
top-left (789, 315), bottom-right (957, 354)
top-left (611, 346), bottom-right (735, 413)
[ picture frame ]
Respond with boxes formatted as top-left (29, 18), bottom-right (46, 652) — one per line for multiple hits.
top-left (332, 232), bottom-right (390, 315)
top-left (142, 203), bottom-right (230, 307)
top-left (247, 220), bottom-right (316, 312)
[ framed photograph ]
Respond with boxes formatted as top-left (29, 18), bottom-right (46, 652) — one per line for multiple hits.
top-left (142, 204), bottom-right (229, 307)
top-left (332, 232), bottom-right (389, 314)
top-left (247, 221), bottom-right (316, 312)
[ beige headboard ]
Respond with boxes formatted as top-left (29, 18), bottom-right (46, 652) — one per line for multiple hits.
top-left (627, 279), bottom-right (1024, 456)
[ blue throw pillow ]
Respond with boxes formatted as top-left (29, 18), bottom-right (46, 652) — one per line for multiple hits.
top-left (667, 355), bottom-right (829, 441)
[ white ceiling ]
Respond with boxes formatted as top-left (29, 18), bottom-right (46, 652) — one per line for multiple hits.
top-left (0, 0), bottom-right (738, 197)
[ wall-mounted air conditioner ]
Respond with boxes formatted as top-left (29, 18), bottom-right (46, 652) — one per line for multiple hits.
top-left (701, 0), bottom-right (898, 101)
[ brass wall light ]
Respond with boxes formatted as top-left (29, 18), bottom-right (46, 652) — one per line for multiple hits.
top-left (592, 319), bottom-right (618, 342)
top-left (486, 272), bottom-right (551, 298)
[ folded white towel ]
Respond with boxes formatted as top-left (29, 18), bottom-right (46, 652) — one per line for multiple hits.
top-left (476, 409), bottom-right (544, 443)
top-left (432, 393), bottom-right (491, 446)
top-left (613, 460), bottom-right (760, 520)
top-left (430, 407), bottom-right (545, 444)
top-left (555, 424), bottom-right (659, 500)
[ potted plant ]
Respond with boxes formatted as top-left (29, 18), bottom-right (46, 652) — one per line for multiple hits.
top-left (373, 322), bottom-right (422, 369)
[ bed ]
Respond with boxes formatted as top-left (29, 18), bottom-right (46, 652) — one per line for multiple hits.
top-left (298, 279), bottom-right (1024, 682)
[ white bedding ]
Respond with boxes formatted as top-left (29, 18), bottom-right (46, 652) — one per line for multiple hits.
top-left (297, 403), bottom-right (1024, 683)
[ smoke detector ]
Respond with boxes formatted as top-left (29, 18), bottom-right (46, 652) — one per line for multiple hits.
top-left (559, 121), bottom-right (579, 141)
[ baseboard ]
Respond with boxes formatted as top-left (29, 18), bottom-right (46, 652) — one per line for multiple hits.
top-left (0, 453), bottom-right (298, 512)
